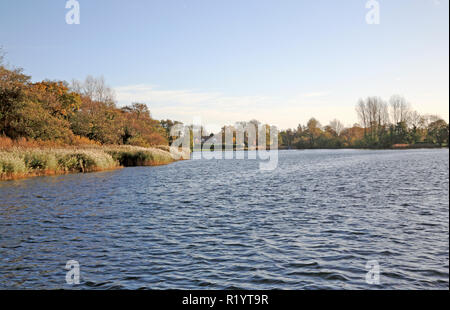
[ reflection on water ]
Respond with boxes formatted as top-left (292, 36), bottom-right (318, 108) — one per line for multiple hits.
top-left (0, 149), bottom-right (448, 289)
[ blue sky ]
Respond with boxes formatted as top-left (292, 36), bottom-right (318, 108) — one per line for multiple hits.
top-left (1, 0), bottom-right (448, 129)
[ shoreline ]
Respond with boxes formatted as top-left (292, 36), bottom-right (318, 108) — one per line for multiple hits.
top-left (2, 145), bottom-right (447, 182)
top-left (192, 144), bottom-right (448, 152)
top-left (0, 145), bottom-right (190, 182)
top-left (278, 146), bottom-right (448, 151)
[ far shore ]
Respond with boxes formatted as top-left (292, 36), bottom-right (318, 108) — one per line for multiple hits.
top-left (278, 143), bottom-right (448, 150)
top-left (192, 142), bottom-right (447, 152)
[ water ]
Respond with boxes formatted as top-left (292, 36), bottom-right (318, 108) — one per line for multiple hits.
top-left (0, 149), bottom-right (448, 289)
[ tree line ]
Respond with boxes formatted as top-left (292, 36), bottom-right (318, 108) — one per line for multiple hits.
top-left (1, 53), bottom-right (448, 150)
top-left (0, 58), bottom-right (170, 147)
top-left (278, 96), bottom-right (448, 149)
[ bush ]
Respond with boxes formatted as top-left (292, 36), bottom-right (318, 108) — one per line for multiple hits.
top-left (24, 151), bottom-right (57, 170)
top-left (105, 146), bottom-right (175, 166)
top-left (57, 150), bottom-right (117, 172)
top-left (0, 151), bottom-right (28, 176)
top-left (58, 153), bottom-right (94, 172)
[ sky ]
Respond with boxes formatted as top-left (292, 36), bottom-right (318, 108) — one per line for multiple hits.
top-left (0, 0), bottom-right (448, 130)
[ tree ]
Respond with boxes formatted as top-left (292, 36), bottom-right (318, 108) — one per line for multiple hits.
top-left (341, 125), bottom-right (365, 147)
top-left (71, 76), bottom-right (115, 105)
top-left (280, 128), bottom-right (295, 148)
top-left (427, 119), bottom-right (449, 146)
top-left (69, 96), bottom-right (122, 144)
top-left (393, 121), bottom-right (408, 144)
top-left (305, 118), bottom-right (322, 147)
top-left (0, 66), bottom-right (31, 137)
top-left (120, 103), bottom-right (168, 146)
top-left (356, 99), bottom-right (368, 137)
top-left (161, 119), bottom-right (183, 144)
top-left (11, 99), bottom-right (74, 141)
top-left (329, 119), bottom-right (345, 136)
top-left (31, 81), bottom-right (81, 118)
top-left (356, 97), bottom-right (389, 146)
top-left (390, 95), bottom-right (411, 125)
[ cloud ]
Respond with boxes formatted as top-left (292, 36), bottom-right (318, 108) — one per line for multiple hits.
top-left (115, 84), bottom-right (223, 107)
top-left (115, 84), bottom-right (279, 111)
top-left (114, 84), bottom-right (337, 129)
top-left (300, 92), bottom-right (330, 98)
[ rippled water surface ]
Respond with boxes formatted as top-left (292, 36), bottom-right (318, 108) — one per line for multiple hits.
top-left (0, 149), bottom-right (448, 289)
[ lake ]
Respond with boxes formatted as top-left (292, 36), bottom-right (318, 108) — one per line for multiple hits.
top-left (0, 149), bottom-right (448, 289)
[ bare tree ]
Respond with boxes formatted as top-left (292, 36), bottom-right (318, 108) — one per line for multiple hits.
top-left (356, 96), bottom-right (389, 140)
top-left (71, 75), bottom-right (116, 104)
top-left (329, 119), bottom-right (345, 136)
top-left (408, 110), bottom-right (422, 129)
top-left (421, 114), bottom-right (442, 128)
top-left (389, 95), bottom-right (411, 124)
top-left (0, 48), bottom-right (4, 65)
top-left (356, 99), bottom-right (368, 136)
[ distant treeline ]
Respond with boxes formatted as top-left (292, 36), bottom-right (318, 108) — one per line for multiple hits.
top-left (197, 98), bottom-right (448, 150)
top-left (277, 96), bottom-right (448, 149)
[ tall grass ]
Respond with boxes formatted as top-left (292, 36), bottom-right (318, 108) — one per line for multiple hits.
top-left (0, 148), bottom-right (118, 180)
top-left (104, 145), bottom-right (190, 166)
top-left (0, 143), bottom-right (190, 181)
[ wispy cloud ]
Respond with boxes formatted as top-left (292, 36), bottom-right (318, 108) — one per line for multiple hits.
top-left (115, 84), bottom-right (274, 109)
top-left (114, 84), bottom-right (336, 129)
top-left (300, 92), bottom-right (330, 98)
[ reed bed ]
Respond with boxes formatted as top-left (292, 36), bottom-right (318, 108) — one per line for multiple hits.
top-left (0, 144), bottom-right (190, 181)
top-left (103, 145), bottom-right (190, 167)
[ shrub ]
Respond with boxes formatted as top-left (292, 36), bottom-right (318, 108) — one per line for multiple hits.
top-left (24, 152), bottom-right (54, 170)
top-left (0, 151), bottom-right (28, 176)
top-left (57, 150), bottom-right (117, 172)
top-left (105, 146), bottom-right (175, 166)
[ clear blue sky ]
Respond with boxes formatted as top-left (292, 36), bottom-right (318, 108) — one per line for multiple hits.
top-left (1, 0), bottom-right (448, 129)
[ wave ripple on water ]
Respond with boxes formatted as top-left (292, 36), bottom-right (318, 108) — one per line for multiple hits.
top-left (0, 149), bottom-right (448, 289)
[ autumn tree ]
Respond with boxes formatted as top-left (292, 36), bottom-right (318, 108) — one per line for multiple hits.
top-left (69, 95), bottom-right (122, 144)
top-left (30, 81), bottom-right (81, 118)
top-left (0, 66), bottom-right (30, 137)
top-left (341, 125), bottom-right (365, 147)
top-left (120, 103), bottom-right (167, 146)
top-left (305, 118), bottom-right (322, 147)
